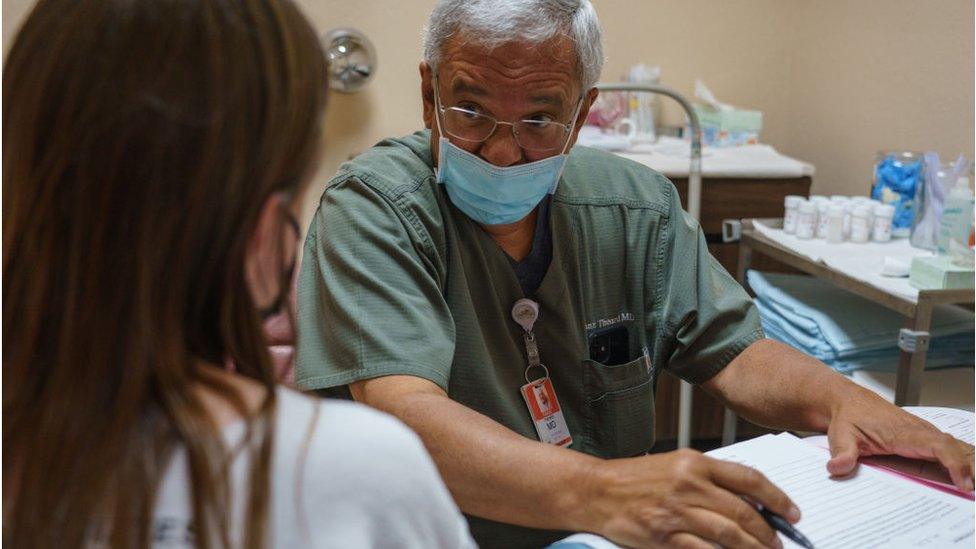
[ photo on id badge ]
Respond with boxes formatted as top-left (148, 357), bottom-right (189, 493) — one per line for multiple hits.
top-left (532, 381), bottom-right (553, 415)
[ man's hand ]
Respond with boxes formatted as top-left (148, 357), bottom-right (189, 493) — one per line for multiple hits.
top-left (825, 388), bottom-right (975, 491)
top-left (705, 339), bottom-right (975, 493)
top-left (587, 449), bottom-right (799, 549)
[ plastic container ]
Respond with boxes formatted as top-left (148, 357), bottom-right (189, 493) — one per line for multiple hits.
top-left (850, 205), bottom-right (872, 243)
top-left (826, 204), bottom-right (845, 244)
top-left (830, 195), bottom-right (849, 204)
top-left (872, 151), bottom-right (923, 238)
top-left (842, 201), bottom-right (857, 240)
top-left (625, 64), bottom-right (661, 144)
top-left (796, 200), bottom-right (817, 239)
top-left (783, 195), bottom-right (804, 234)
top-left (852, 196), bottom-right (875, 228)
top-left (872, 203), bottom-right (895, 242)
top-left (939, 176), bottom-right (975, 256)
top-left (816, 201), bottom-right (830, 239)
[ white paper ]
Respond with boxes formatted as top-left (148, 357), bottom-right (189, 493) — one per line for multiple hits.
top-left (695, 79), bottom-right (733, 112)
top-left (707, 433), bottom-right (975, 548)
top-left (904, 406), bottom-right (975, 444)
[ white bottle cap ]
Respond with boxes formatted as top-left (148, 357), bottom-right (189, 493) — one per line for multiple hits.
top-left (799, 201), bottom-right (817, 213)
top-left (830, 195), bottom-right (849, 203)
top-left (828, 204), bottom-right (845, 217)
top-left (853, 205), bottom-right (870, 217)
top-left (784, 195), bottom-right (804, 207)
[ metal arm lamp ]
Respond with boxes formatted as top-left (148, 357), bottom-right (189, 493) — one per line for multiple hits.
top-left (594, 83), bottom-right (702, 450)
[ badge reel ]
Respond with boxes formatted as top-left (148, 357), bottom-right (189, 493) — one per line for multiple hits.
top-left (511, 298), bottom-right (572, 447)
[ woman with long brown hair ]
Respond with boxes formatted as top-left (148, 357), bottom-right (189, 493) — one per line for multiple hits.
top-left (2, 0), bottom-right (474, 547)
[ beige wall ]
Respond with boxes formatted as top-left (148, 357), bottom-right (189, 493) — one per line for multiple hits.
top-left (4, 0), bottom-right (974, 222)
top-left (785, 0), bottom-right (975, 196)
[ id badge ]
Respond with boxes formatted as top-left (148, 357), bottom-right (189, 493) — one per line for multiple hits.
top-left (520, 377), bottom-right (572, 447)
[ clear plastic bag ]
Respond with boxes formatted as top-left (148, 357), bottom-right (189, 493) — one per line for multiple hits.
top-left (910, 153), bottom-right (971, 250)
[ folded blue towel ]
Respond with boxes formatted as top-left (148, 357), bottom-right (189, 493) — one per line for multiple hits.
top-left (748, 271), bottom-right (974, 373)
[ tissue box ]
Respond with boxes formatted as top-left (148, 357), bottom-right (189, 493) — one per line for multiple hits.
top-left (909, 255), bottom-right (975, 290)
top-left (693, 105), bottom-right (763, 147)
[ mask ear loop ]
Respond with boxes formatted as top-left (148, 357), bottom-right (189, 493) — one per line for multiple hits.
top-left (431, 75), bottom-right (449, 182)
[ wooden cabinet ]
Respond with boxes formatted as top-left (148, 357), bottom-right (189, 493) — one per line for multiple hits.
top-left (653, 175), bottom-right (812, 442)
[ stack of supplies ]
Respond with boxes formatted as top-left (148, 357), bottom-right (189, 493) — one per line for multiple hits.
top-left (747, 271), bottom-right (974, 374)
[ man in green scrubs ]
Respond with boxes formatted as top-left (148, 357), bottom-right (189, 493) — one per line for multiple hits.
top-left (297, 1), bottom-right (974, 547)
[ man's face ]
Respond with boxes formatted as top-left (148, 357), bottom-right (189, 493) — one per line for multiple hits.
top-left (421, 35), bottom-right (598, 167)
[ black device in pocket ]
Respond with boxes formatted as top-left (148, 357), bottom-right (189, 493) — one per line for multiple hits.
top-left (587, 325), bottom-right (631, 366)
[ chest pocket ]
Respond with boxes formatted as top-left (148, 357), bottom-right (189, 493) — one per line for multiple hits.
top-left (581, 353), bottom-right (655, 459)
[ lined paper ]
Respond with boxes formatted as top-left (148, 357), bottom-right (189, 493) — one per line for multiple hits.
top-left (708, 433), bottom-right (975, 548)
top-left (905, 406), bottom-right (975, 445)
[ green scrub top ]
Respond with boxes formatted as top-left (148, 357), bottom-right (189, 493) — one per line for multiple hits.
top-left (296, 130), bottom-right (764, 548)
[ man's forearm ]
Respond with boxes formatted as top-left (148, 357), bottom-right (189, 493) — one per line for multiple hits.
top-left (702, 338), bottom-right (873, 432)
top-left (351, 376), bottom-right (605, 532)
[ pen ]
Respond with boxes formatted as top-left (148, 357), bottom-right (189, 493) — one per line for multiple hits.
top-left (757, 506), bottom-right (815, 549)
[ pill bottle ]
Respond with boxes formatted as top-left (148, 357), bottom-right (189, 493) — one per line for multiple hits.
top-left (850, 205), bottom-right (872, 243)
top-left (842, 201), bottom-right (857, 240)
top-left (872, 203), bottom-right (895, 242)
top-left (796, 200), bottom-right (817, 239)
top-left (826, 204), bottom-right (845, 244)
top-left (816, 200), bottom-right (830, 239)
top-left (783, 195), bottom-right (804, 234)
top-left (852, 197), bottom-right (875, 226)
top-left (830, 195), bottom-right (849, 204)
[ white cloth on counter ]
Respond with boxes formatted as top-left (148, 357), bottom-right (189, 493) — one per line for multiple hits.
top-left (612, 136), bottom-right (814, 178)
top-left (752, 219), bottom-right (934, 301)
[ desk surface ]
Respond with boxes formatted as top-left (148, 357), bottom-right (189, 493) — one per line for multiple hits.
top-left (611, 137), bottom-right (815, 179)
top-left (742, 219), bottom-right (974, 315)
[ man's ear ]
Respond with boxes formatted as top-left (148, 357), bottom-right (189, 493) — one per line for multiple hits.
top-left (420, 61), bottom-right (435, 130)
top-left (576, 87), bottom-right (599, 133)
top-left (567, 87), bottom-right (599, 149)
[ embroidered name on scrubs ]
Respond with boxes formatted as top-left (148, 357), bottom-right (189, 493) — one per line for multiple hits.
top-left (511, 298), bottom-right (572, 447)
top-left (583, 311), bottom-right (635, 332)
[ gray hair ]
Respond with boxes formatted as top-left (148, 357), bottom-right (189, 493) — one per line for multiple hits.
top-left (423, 0), bottom-right (604, 90)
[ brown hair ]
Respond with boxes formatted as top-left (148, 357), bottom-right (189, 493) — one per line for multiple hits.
top-left (3, 0), bottom-right (327, 547)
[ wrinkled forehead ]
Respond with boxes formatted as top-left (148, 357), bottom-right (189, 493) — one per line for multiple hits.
top-left (436, 34), bottom-right (582, 100)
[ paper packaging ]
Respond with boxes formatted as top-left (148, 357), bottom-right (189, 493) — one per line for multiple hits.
top-left (692, 80), bottom-right (763, 147)
top-left (909, 255), bottom-right (975, 290)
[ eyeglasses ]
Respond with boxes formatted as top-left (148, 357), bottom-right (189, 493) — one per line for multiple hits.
top-left (431, 73), bottom-right (585, 154)
top-left (437, 103), bottom-right (579, 152)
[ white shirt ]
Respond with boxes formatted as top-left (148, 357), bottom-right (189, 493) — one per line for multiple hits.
top-left (153, 387), bottom-right (475, 548)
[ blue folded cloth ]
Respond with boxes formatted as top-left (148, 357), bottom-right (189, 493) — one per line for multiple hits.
top-left (748, 270), bottom-right (974, 374)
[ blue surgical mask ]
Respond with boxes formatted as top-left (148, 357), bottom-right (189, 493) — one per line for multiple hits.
top-left (434, 93), bottom-right (582, 226)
